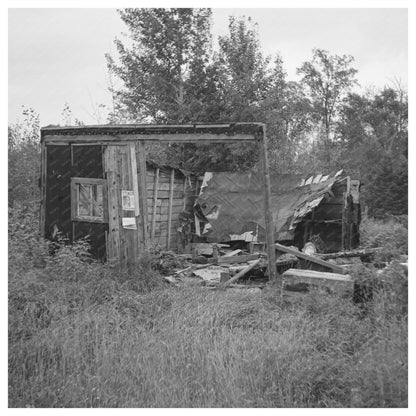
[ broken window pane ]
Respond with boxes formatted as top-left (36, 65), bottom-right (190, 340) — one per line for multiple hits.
top-left (92, 184), bottom-right (104, 217)
top-left (76, 183), bottom-right (104, 220)
top-left (78, 184), bottom-right (92, 217)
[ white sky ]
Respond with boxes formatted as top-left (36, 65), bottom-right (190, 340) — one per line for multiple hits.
top-left (8, 7), bottom-right (408, 126)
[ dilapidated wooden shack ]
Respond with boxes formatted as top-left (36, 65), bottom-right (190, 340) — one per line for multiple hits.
top-left (40, 123), bottom-right (277, 275)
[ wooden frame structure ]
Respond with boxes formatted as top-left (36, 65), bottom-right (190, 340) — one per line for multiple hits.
top-left (40, 123), bottom-right (278, 281)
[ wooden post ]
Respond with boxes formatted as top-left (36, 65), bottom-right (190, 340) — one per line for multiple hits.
top-left (116, 153), bottom-right (126, 265)
top-left (258, 125), bottom-right (278, 287)
top-left (115, 154), bottom-right (129, 267)
top-left (341, 193), bottom-right (346, 251)
top-left (212, 244), bottom-right (219, 265)
top-left (136, 141), bottom-right (148, 250)
top-left (105, 146), bottom-right (126, 265)
top-left (346, 176), bottom-right (352, 251)
top-left (167, 168), bottom-right (175, 250)
top-left (151, 167), bottom-right (160, 240)
top-left (129, 143), bottom-right (141, 258)
top-left (183, 176), bottom-right (187, 210)
top-left (39, 141), bottom-right (47, 237)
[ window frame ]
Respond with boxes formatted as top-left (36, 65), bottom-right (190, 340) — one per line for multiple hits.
top-left (70, 177), bottom-right (108, 223)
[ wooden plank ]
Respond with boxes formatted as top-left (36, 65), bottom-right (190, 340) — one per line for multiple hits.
top-left (41, 123), bottom-right (263, 134)
top-left (136, 141), bottom-right (148, 249)
top-left (259, 126), bottom-right (278, 285)
top-left (274, 242), bottom-right (347, 274)
top-left (151, 167), bottom-right (160, 239)
top-left (44, 140), bottom-right (133, 146)
top-left (129, 143), bottom-right (141, 259)
top-left (316, 248), bottom-right (381, 260)
top-left (43, 132), bottom-right (258, 145)
top-left (282, 268), bottom-right (354, 295)
top-left (167, 168), bottom-right (175, 250)
top-left (283, 268), bottom-right (353, 282)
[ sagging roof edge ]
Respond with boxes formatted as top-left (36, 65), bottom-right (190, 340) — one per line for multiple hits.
top-left (194, 170), bottom-right (360, 242)
top-left (40, 122), bottom-right (265, 140)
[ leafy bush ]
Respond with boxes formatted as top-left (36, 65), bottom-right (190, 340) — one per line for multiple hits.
top-left (8, 107), bottom-right (41, 205)
top-left (360, 216), bottom-right (408, 261)
top-left (8, 202), bottom-right (49, 271)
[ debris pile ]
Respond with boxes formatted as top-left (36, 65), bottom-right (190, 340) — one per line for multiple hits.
top-left (159, 241), bottom-right (391, 299)
top-left (161, 242), bottom-right (267, 290)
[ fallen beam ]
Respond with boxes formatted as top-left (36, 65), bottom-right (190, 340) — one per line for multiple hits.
top-left (316, 247), bottom-right (382, 260)
top-left (282, 268), bottom-right (354, 296)
top-left (220, 259), bottom-right (261, 288)
top-left (275, 243), bottom-right (347, 274)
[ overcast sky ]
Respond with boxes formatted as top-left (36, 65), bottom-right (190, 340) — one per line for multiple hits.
top-left (8, 8), bottom-right (408, 126)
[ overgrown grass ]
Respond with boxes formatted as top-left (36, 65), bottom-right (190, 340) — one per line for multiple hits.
top-left (8, 204), bottom-right (408, 407)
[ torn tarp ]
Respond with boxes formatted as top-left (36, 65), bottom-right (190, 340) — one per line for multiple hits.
top-left (195, 170), bottom-right (344, 243)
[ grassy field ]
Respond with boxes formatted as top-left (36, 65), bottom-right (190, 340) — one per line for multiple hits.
top-left (8, 204), bottom-right (408, 407)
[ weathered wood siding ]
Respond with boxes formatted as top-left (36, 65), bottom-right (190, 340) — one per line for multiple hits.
top-left (103, 145), bottom-right (199, 261)
top-left (146, 166), bottom-right (199, 251)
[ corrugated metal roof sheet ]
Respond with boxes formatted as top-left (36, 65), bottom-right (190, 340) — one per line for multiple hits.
top-left (195, 170), bottom-right (345, 242)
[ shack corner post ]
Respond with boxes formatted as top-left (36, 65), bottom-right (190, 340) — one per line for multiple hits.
top-left (258, 124), bottom-right (280, 291)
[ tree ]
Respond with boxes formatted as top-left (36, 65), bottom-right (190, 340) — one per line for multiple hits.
top-left (193, 16), bottom-right (279, 171)
top-left (8, 107), bottom-right (41, 205)
top-left (297, 49), bottom-right (358, 144)
top-left (262, 77), bottom-right (314, 173)
top-left (107, 8), bottom-right (234, 171)
top-left (107, 8), bottom-right (213, 123)
top-left (335, 86), bottom-right (408, 217)
top-left (218, 16), bottom-right (273, 122)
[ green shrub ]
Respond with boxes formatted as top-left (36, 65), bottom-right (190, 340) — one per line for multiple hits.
top-left (8, 202), bottom-right (49, 271)
top-left (360, 216), bottom-right (408, 261)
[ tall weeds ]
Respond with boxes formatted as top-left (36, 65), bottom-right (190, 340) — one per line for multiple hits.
top-left (9, 205), bottom-right (408, 407)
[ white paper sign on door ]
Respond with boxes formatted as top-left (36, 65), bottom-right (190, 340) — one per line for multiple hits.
top-left (122, 190), bottom-right (135, 211)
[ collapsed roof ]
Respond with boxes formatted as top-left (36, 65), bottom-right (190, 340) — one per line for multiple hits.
top-left (195, 169), bottom-right (358, 244)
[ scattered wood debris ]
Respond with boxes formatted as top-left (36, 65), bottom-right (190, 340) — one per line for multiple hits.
top-left (161, 242), bottom-right (265, 290)
top-left (161, 240), bottom-right (391, 301)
